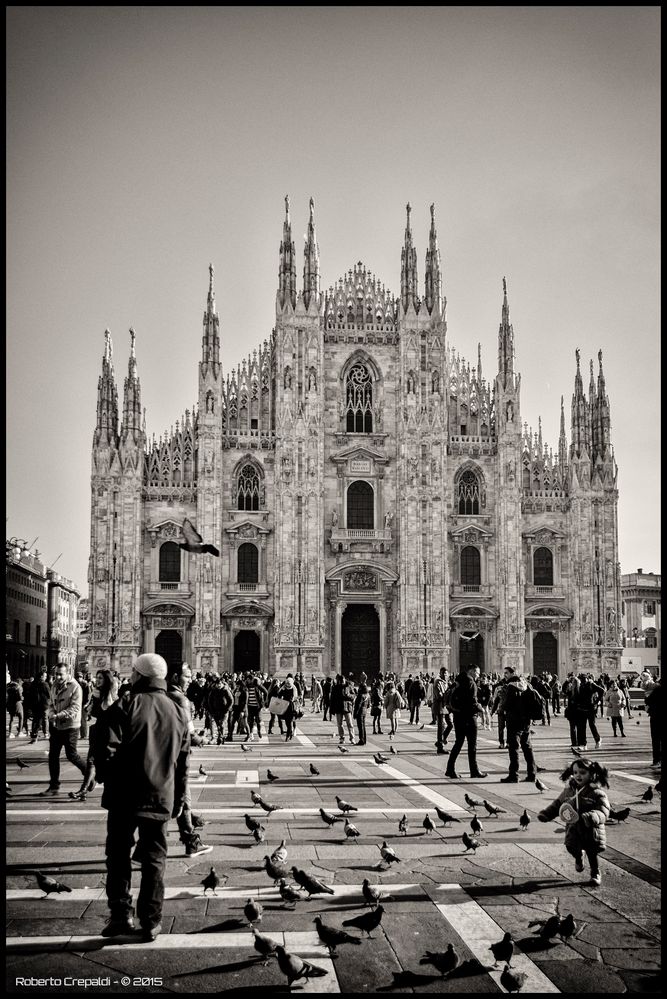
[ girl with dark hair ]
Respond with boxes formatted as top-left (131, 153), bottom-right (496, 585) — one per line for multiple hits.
top-left (537, 758), bottom-right (610, 886)
top-left (69, 668), bottom-right (119, 801)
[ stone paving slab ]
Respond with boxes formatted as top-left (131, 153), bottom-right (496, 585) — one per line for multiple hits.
top-left (533, 958), bottom-right (628, 993)
top-left (601, 948), bottom-right (662, 971)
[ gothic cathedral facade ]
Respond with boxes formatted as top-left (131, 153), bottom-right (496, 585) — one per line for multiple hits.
top-left (87, 200), bottom-right (622, 680)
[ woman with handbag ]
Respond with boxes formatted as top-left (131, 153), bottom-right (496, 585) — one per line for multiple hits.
top-left (278, 674), bottom-right (298, 741)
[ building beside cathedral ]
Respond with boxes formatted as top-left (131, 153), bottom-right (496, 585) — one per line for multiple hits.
top-left (86, 199), bottom-right (622, 680)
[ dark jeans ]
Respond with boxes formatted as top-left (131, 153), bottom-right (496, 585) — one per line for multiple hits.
top-left (506, 723), bottom-right (536, 777)
top-left (586, 711), bottom-right (600, 744)
top-left (649, 714), bottom-right (661, 764)
top-left (355, 711), bottom-right (367, 744)
top-left (247, 707), bottom-right (263, 736)
top-left (322, 700), bottom-right (330, 722)
top-left (552, 692), bottom-right (561, 713)
top-left (31, 709), bottom-right (48, 739)
top-left (105, 810), bottom-right (168, 928)
top-left (610, 716), bottom-right (625, 736)
top-left (446, 714), bottom-right (480, 775)
top-left (268, 713), bottom-right (285, 734)
top-left (80, 711), bottom-right (89, 740)
top-left (568, 713), bottom-right (587, 746)
top-left (409, 702), bottom-right (421, 724)
top-left (436, 711), bottom-right (453, 749)
top-left (48, 728), bottom-right (86, 788)
top-left (7, 705), bottom-right (24, 735)
top-left (496, 710), bottom-right (506, 745)
top-left (371, 711), bottom-right (382, 733)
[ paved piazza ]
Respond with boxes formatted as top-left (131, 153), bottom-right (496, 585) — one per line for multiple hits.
top-left (6, 712), bottom-right (661, 993)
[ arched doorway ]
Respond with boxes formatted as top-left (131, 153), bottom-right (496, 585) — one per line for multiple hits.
top-left (459, 632), bottom-right (484, 671)
top-left (533, 631), bottom-right (558, 675)
top-left (341, 604), bottom-right (380, 681)
top-left (155, 630), bottom-right (183, 671)
top-left (234, 630), bottom-right (260, 673)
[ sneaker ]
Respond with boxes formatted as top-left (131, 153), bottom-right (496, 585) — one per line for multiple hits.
top-left (186, 838), bottom-right (213, 858)
top-left (101, 915), bottom-right (136, 937)
top-left (141, 922), bottom-right (162, 942)
top-left (589, 872), bottom-right (601, 886)
top-left (581, 745), bottom-right (589, 752)
top-left (575, 856), bottom-right (584, 873)
top-left (436, 748), bottom-right (449, 755)
top-left (498, 743), bottom-right (505, 749)
top-left (536, 766), bottom-right (547, 773)
top-left (595, 740), bottom-right (602, 749)
top-left (500, 775), bottom-right (518, 783)
top-left (8, 734), bottom-right (15, 739)
top-left (470, 772), bottom-right (488, 779)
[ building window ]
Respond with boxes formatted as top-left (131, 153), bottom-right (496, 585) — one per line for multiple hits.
top-left (644, 600), bottom-right (656, 615)
top-left (457, 470), bottom-right (480, 515)
top-left (25, 622), bottom-right (31, 646)
top-left (237, 464), bottom-right (260, 511)
top-left (461, 546), bottom-right (481, 586)
top-left (345, 364), bottom-right (373, 432)
top-left (36, 625), bottom-right (41, 647)
top-left (645, 628), bottom-right (657, 648)
top-left (533, 547), bottom-right (554, 586)
top-left (347, 480), bottom-right (374, 529)
top-left (238, 543), bottom-right (259, 584)
top-left (159, 541), bottom-right (181, 582)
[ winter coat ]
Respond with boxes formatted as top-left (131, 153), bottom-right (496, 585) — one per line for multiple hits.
top-left (370, 684), bottom-right (383, 715)
top-left (329, 680), bottom-right (352, 715)
top-left (30, 679), bottom-right (52, 711)
top-left (408, 680), bottom-right (426, 704)
top-left (99, 677), bottom-right (190, 820)
top-left (572, 679), bottom-right (605, 714)
top-left (353, 683), bottom-right (370, 716)
top-left (538, 779), bottom-right (610, 853)
top-left (383, 689), bottom-right (405, 718)
top-left (645, 683), bottom-right (661, 717)
top-left (207, 683), bottom-right (233, 718)
top-left (48, 678), bottom-right (82, 731)
top-left (604, 688), bottom-right (628, 718)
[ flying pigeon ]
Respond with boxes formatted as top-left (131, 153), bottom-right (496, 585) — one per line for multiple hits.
top-left (490, 931), bottom-right (514, 966)
top-left (519, 809), bottom-right (531, 830)
top-left (319, 807), bottom-right (341, 827)
top-left (201, 867), bottom-right (219, 895)
top-left (464, 793), bottom-right (482, 809)
top-left (344, 818), bottom-right (361, 842)
top-left (641, 786), bottom-right (654, 803)
top-left (423, 813), bottom-right (435, 835)
top-left (398, 814), bottom-right (409, 836)
top-left (267, 769), bottom-right (279, 783)
top-left (336, 796), bottom-right (358, 813)
top-left (179, 518), bottom-right (220, 556)
top-left (379, 841), bottom-right (400, 865)
top-left (35, 872), bottom-right (72, 896)
top-left (501, 964), bottom-right (528, 993)
top-left (309, 763), bottom-right (320, 776)
top-left (16, 758), bottom-right (30, 770)
top-left (291, 867), bottom-right (334, 897)
top-left (271, 839), bottom-right (288, 864)
top-left (558, 914), bottom-right (577, 941)
top-left (529, 914), bottom-right (561, 940)
top-left (263, 855), bottom-right (288, 884)
top-left (342, 904), bottom-right (385, 938)
top-left (462, 831), bottom-right (481, 853)
top-left (420, 943), bottom-right (460, 977)
top-left (252, 927), bottom-right (279, 964)
top-left (470, 815), bottom-right (483, 835)
top-left (338, 744), bottom-right (350, 754)
top-left (279, 879), bottom-right (302, 906)
top-left (435, 806), bottom-right (460, 826)
top-left (482, 800), bottom-right (506, 817)
top-left (275, 945), bottom-right (328, 988)
top-left (198, 764), bottom-right (207, 776)
top-left (244, 898), bottom-right (263, 926)
top-left (608, 806), bottom-right (630, 823)
top-left (314, 916), bottom-right (361, 953)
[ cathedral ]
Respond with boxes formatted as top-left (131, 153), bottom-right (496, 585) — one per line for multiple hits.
top-left (87, 199), bottom-right (622, 680)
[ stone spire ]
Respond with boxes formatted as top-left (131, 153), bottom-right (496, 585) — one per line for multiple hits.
top-left (570, 348), bottom-right (589, 460)
top-left (278, 194), bottom-right (297, 311)
top-left (94, 329), bottom-right (119, 446)
top-left (595, 348), bottom-right (612, 459)
top-left (588, 357), bottom-right (597, 460)
top-left (302, 197), bottom-right (320, 310)
top-left (558, 394), bottom-right (568, 474)
top-left (424, 202), bottom-right (442, 315)
top-left (121, 328), bottom-right (142, 443)
top-left (400, 202), bottom-right (419, 313)
top-left (477, 342), bottom-right (482, 381)
top-left (497, 277), bottom-right (515, 389)
top-left (202, 263), bottom-right (220, 366)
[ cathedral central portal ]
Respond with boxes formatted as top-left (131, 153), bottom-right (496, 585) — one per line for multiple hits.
top-left (234, 630), bottom-right (260, 673)
top-left (341, 604), bottom-right (380, 681)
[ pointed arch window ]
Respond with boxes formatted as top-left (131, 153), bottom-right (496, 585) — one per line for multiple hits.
top-left (159, 541), bottom-right (181, 582)
top-left (461, 546), bottom-right (481, 586)
top-left (238, 543), bottom-right (259, 585)
top-left (347, 480), bottom-right (374, 529)
top-left (533, 547), bottom-right (554, 586)
top-left (345, 364), bottom-right (373, 433)
top-left (457, 470), bottom-right (480, 515)
top-left (237, 464), bottom-right (260, 511)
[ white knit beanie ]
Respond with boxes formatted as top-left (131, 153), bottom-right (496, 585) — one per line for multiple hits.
top-left (134, 653), bottom-right (168, 680)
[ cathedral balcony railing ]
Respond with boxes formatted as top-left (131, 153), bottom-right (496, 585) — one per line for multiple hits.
top-left (525, 584), bottom-right (565, 600)
top-left (450, 584), bottom-right (492, 599)
top-left (448, 435), bottom-right (496, 456)
top-left (238, 583), bottom-right (257, 592)
top-left (146, 581), bottom-right (192, 599)
top-left (332, 528), bottom-right (392, 541)
top-left (329, 527), bottom-right (393, 555)
top-left (225, 583), bottom-right (270, 599)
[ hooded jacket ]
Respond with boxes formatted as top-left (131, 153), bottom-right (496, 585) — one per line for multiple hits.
top-left (538, 778), bottom-right (610, 852)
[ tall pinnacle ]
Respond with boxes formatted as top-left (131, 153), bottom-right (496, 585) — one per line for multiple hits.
top-left (207, 263), bottom-right (217, 316)
top-left (595, 348), bottom-right (612, 460)
top-left (95, 329), bottom-right (119, 446)
top-left (121, 328), bottom-right (142, 443)
top-left (497, 277), bottom-right (515, 389)
top-left (400, 202), bottom-right (419, 313)
top-left (558, 394), bottom-right (568, 475)
top-left (303, 196), bottom-right (320, 310)
top-left (278, 194), bottom-right (297, 310)
top-left (424, 202), bottom-right (443, 315)
top-left (570, 348), bottom-right (589, 460)
top-left (202, 264), bottom-right (220, 365)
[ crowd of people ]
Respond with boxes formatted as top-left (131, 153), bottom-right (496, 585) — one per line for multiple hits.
top-left (5, 658), bottom-right (661, 937)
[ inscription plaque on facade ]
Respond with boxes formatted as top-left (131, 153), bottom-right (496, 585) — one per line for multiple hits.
top-left (349, 459), bottom-right (371, 473)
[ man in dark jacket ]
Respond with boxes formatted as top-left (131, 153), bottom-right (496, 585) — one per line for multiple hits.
top-left (29, 669), bottom-right (51, 742)
top-left (646, 677), bottom-right (661, 769)
top-left (98, 653), bottom-right (190, 941)
top-left (499, 668), bottom-right (538, 783)
top-left (433, 667), bottom-right (453, 755)
top-left (167, 663), bottom-right (212, 858)
top-left (444, 664), bottom-right (487, 780)
top-left (353, 673), bottom-right (370, 745)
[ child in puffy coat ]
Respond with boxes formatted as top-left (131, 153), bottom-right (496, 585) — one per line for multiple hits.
top-left (537, 758), bottom-right (610, 887)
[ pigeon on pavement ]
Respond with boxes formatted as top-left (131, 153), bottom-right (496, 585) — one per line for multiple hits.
top-left (379, 842), bottom-right (400, 865)
top-left (529, 914), bottom-right (561, 940)
top-left (257, 798), bottom-right (281, 814)
top-left (252, 928), bottom-right (279, 964)
top-left (291, 867), bottom-right (335, 897)
top-left (482, 800), bottom-right (506, 817)
top-left (241, 743), bottom-right (252, 752)
top-left (267, 769), bottom-right (279, 782)
top-left (250, 790), bottom-right (262, 805)
top-left (435, 806), bottom-right (460, 826)
top-left (201, 867), bottom-right (219, 895)
top-left (464, 793), bottom-right (482, 809)
top-left (252, 827), bottom-right (265, 845)
top-left (16, 758), bottom-right (30, 770)
top-left (519, 809), bottom-right (531, 830)
top-left (374, 753), bottom-right (389, 765)
top-left (338, 745), bottom-right (350, 754)
top-left (263, 855), bottom-right (288, 884)
top-left (271, 839), bottom-right (288, 864)
top-left (35, 872), bottom-right (72, 896)
top-left (314, 916), bottom-right (361, 953)
top-left (198, 764), bottom-right (207, 776)
top-left (535, 777), bottom-right (549, 793)
top-left (344, 818), bottom-right (361, 842)
top-left (501, 964), bottom-right (528, 993)
top-left (244, 898), bottom-right (263, 926)
top-left (422, 813), bottom-right (435, 835)
top-left (398, 814), bottom-right (409, 836)
top-left (362, 879), bottom-right (381, 908)
top-left (275, 946), bottom-right (328, 987)
top-left (336, 796), bottom-right (358, 813)
top-left (389, 745), bottom-right (397, 755)
top-left (342, 904), bottom-right (385, 938)
top-left (319, 807), bottom-right (341, 828)
top-left (470, 815), bottom-right (483, 835)
top-left (420, 943), bottom-right (460, 977)
top-left (309, 763), bottom-right (320, 776)
top-left (179, 518), bottom-right (220, 556)
top-left (245, 813), bottom-right (263, 833)
top-left (558, 914), bottom-right (577, 941)
top-left (462, 831), bottom-right (481, 854)
top-left (608, 806), bottom-right (630, 822)
top-left (490, 931), bottom-right (514, 966)
top-left (279, 879), bottom-right (302, 906)
top-left (641, 786), bottom-right (654, 803)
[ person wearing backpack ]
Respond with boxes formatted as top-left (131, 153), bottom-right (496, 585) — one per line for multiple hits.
top-left (433, 667), bottom-right (453, 755)
top-left (444, 664), bottom-right (487, 779)
top-left (499, 666), bottom-right (541, 783)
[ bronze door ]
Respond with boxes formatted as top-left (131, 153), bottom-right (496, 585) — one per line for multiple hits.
top-left (234, 630), bottom-right (260, 673)
top-left (155, 630), bottom-right (183, 671)
top-left (341, 604), bottom-right (380, 681)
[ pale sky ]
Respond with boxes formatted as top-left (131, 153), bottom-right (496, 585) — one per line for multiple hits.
top-left (6, 6), bottom-right (660, 592)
